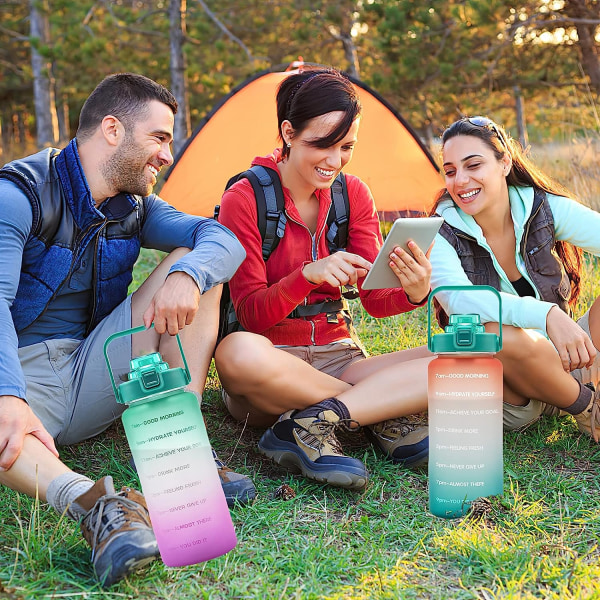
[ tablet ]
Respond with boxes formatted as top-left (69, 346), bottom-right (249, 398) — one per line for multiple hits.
top-left (362, 217), bottom-right (444, 290)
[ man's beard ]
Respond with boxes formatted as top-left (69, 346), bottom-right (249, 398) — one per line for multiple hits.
top-left (102, 134), bottom-right (153, 197)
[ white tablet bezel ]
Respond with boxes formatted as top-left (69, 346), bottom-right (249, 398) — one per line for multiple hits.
top-left (362, 216), bottom-right (444, 290)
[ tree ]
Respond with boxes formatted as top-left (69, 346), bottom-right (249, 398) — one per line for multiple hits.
top-left (170, 0), bottom-right (191, 156)
top-left (29, 0), bottom-right (59, 148)
top-left (509, 0), bottom-right (600, 95)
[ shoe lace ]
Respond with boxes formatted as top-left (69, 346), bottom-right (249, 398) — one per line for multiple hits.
top-left (377, 416), bottom-right (423, 438)
top-left (84, 492), bottom-right (149, 560)
top-left (211, 448), bottom-right (231, 473)
top-left (307, 418), bottom-right (360, 454)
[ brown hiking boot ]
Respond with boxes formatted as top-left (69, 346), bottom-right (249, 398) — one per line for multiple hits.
top-left (258, 407), bottom-right (368, 490)
top-left (366, 415), bottom-right (429, 467)
top-left (574, 385), bottom-right (600, 442)
top-left (72, 476), bottom-right (159, 587)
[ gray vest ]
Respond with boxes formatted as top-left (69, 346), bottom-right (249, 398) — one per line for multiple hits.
top-left (436, 188), bottom-right (571, 327)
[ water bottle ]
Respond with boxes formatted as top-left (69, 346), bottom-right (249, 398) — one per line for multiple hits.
top-left (427, 286), bottom-right (504, 518)
top-left (103, 325), bottom-right (237, 566)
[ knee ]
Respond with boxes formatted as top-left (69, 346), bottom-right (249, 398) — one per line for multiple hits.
top-left (487, 323), bottom-right (548, 363)
top-left (214, 332), bottom-right (272, 379)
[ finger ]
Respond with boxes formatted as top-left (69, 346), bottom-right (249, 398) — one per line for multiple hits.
top-left (0, 436), bottom-right (23, 471)
top-left (582, 335), bottom-right (597, 369)
top-left (558, 348), bottom-right (571, 373)
top-left (166, 313), bottom-right (180, 336)
top-left (178, 312), bottom-right (187, 331)
top-left (153, 312), bottom-right (167, 335)
top-left (32, 427), bottom-right (59, 458)
top-left (339, 252), bottom-right (372, 270)
top-left (142, 302), bottom-right (155, 330)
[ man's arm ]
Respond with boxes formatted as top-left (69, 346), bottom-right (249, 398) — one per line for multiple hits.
top-left (140, 195), bottom-right (246, 294)
top-left (0, 180), bottom-right (58, 468)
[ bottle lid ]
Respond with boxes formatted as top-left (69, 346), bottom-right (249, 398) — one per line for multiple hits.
top-left (115, 352), bottom-right (190, 404)
top-left (430, 314), bottom-right (500, 354)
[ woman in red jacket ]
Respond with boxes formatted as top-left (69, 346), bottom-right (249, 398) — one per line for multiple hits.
top-left (215, 68), bottom-right (432, 490)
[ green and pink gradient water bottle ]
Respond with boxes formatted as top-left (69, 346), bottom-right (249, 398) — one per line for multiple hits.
top-left (104, 325), bottom-right (237, 566)
top-left (427, 286), bottom-right (504, 518)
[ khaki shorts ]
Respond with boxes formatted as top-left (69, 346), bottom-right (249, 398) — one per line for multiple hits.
top-left (503, 308), bottom-right (594, 430)
top-left (222, 341), bottom-right (366, 416)
top-left (275, 341), bottom-right (367, 379)
top-left (19, 296), bottom-right (132, 445)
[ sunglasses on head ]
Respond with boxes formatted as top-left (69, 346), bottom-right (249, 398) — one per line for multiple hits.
top-left (464, 116), bottom-right (508, 149)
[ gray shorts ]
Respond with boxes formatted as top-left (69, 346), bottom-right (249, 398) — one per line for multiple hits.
top-left (19, 296), bottom-right (133, 445)
top-left (503, 308), bottom-right (595, 430)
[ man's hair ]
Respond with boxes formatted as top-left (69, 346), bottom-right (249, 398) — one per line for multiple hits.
top-left (76, 73), bottom-right (178, 141)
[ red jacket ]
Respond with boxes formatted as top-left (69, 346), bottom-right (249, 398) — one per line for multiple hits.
top-left (218, 152), bottom-right (424, 346)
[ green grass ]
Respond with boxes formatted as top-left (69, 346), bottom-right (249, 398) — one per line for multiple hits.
top-left (2, 252), bottom-right (600, 599)
top-left (2, 144), bottom-right (600, 599)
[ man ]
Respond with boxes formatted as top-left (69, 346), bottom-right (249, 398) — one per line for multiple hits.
top-left (0, 73), bottom-right (253, 587)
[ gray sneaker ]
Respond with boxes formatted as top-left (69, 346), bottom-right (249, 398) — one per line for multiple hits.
top-left (72, 476), bottom-right (159, 587)
top-left (367, 415), bottom-right (429, 467)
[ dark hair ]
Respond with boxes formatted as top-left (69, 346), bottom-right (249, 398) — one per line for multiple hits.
top-left (433, 117), bottom-right (583, 310)
top-left (76, 73), bottom-right (178, 141)
top-left (276, 68), bottom-right (361, 159)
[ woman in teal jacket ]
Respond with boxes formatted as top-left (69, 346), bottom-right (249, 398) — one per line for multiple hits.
top-left (430, 116), bottom-right (600, 440)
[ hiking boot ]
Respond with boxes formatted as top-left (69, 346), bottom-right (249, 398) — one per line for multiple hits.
top-left (128, 450), bottom-right (256, 507)
top-left (212, 448), bottom-right (257, 507)
top-left (72, 476), bottom-right (158, 587)
top-left (366, 416), bottom-right (429, 467)
top-left (573, 384), bottom-right (600, 442)
top-left (257, 408), bottom-right (368, 490)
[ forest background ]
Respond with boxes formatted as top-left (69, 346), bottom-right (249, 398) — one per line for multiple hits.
top-left (2, 0), bottom-right (600, 165)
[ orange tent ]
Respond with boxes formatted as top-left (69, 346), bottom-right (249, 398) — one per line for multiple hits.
top-left (160, 68), bottom-right (443, 219)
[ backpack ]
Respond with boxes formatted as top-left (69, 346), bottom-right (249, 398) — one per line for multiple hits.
top-left (214, 164), bottom-right (355, 342)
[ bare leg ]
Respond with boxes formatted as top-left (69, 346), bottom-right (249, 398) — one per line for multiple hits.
top-left (585, 296), bottom-right (600, 350)
top-left (0, 436), bottom-right (71, 500)
top-left (131, 248), bottom-right (220, 395)
top-left (486, 324), bottom-right (580, 408)
top-left (215, 332), bottom-right (431, 426)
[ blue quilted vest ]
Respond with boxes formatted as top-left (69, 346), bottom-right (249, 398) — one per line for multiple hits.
top-left (0, 140), bottom-right (144, 335)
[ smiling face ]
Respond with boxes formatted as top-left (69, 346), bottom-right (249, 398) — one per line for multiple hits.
top-left (282, 111), bottom-right (360, 193)
top-left (102, 100), bottom-right (174, 197)
top-left (442, 134), bottom-right (511, 218)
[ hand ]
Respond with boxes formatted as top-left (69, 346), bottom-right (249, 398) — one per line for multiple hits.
top-left (302, 251), bottom-right (372, 288)
top-left (143, 271), bottom-right (201, 335)
top-left (546, 305), bottom-right (597, 372)
top-left (0, 395), bottom-right (58, 471)
top-left (388, 240), bottom-right (432, 304)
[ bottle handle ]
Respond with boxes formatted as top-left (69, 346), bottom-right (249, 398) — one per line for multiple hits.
top-left (103, 324), bottom-right (191, 400)
top-left (427, 285), bottom-right (502, 351)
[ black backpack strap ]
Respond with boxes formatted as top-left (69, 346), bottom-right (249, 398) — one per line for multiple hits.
top-left (248, 165), bottom-right (287, 261)
top-left (326, 172), bottom-right (349, 253)
top-left (325, 173), bottom-right (358, 299)
top-left (221, 165), bottom-right (287, 261)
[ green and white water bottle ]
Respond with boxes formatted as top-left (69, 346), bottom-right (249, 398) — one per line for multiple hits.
top-left (427, 286), bottom-right (504, 518)
top-left (104, 325), bottom-right (237, 566)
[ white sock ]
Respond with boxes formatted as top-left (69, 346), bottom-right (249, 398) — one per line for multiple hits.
top-left (46, 472), bottom-right (95, 520)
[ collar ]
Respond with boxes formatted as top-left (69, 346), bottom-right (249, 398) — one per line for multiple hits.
top-left (55, 139), bottom-right (138, 228)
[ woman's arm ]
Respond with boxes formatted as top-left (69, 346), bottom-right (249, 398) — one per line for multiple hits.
top-left (429, 234), bottom-right (555, 331)
top-left (344, 177), bottom-right (430, 317)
